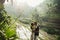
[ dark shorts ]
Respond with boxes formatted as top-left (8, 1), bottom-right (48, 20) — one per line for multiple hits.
top-left (35, 32), bottom-right (39, 36)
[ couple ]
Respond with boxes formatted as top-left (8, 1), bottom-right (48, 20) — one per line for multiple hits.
top-left (31, 22), bottom-right (40, 40)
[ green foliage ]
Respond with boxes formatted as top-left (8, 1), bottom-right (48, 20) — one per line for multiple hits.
top-left (5, 27), bottom-right (16, 38)
top-left (57, 36), bottom-right (60, 40)
top-left (0, 4), bottom-right (16, 40)
top-left (0, 3), bottom-right (4, 10)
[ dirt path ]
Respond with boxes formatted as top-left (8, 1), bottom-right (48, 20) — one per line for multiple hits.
top-left (16, 23), bottom-right (47, 40)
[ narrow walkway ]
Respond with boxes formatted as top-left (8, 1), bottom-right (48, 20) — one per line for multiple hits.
top-left (16, 23), bottom-right (46, 40)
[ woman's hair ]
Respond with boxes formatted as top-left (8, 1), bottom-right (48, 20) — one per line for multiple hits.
top-left (31, 23), bottom-right (34, 26)
top-left (31, 22), bottom-right (37, 26)
top-left (34, 22), bottom-right (37, 25)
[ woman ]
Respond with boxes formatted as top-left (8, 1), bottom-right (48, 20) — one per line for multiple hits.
top-left (31, 23), bottom-right (34, 40)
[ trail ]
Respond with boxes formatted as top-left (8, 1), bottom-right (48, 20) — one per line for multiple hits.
top-left (16, 23), bottom-right (50, 40)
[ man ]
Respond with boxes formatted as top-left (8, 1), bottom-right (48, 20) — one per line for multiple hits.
top-left (34, 22), bottom-right (40, 40)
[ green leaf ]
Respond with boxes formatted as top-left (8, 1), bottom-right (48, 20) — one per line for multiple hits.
top-left (5, 28), bottom-right (16, 38)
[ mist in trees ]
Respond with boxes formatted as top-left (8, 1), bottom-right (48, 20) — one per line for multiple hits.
top-left (0, 0), bottom-right (60, 40)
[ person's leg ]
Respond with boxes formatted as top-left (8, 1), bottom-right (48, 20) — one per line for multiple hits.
top-left (34, 32), bottom-right (39, 40)
top-left (31, 35), bottom-right (32, 40)
top-left (34, 35), bottom-right (38, 40)
top-left (31, 32), bottom-right (34, 40)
